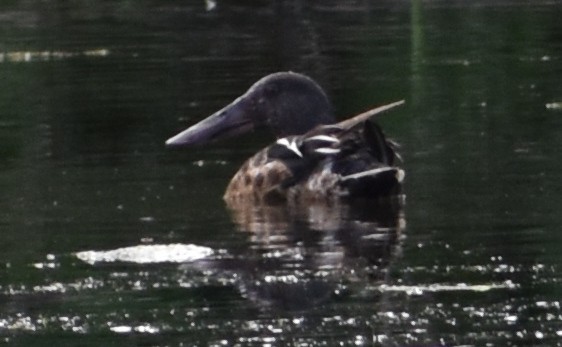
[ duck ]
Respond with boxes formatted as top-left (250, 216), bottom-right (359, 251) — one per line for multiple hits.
top-left (166, 72), bottom-right (405, 203)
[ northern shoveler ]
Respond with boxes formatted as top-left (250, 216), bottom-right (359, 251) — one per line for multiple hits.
top-left (166, 72), bottom-right (405, 203)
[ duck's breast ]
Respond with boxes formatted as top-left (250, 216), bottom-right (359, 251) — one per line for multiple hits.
top-left (223, 149), bottom-right (293, 202)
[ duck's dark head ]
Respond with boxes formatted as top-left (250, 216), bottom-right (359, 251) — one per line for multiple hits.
top-left (166, 72), bottom-right (335, 147)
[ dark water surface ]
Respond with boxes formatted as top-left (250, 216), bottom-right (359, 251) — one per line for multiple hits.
top-left (1, 1), bottom-right (561, 346)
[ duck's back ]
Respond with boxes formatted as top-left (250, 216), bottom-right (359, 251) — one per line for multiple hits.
top-left (223, 119), bottom-right (404, 203)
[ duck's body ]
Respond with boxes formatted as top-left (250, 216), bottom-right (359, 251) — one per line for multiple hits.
top-left (223, 103), bottom-right (404, 203)
top-left (166, 72), bottom-right (405, 202)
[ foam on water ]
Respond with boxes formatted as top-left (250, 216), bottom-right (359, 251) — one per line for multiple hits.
top-left (75, 244), bottom-right (214, 265)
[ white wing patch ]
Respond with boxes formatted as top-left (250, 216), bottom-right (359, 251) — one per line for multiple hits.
top-left (304, 135), bottom-right (340, 156)
top-left (304, 135), bottom-right (339, 143)
top-left (314, 148), bottom-right (340, 155)
top-left (276, 138), bottom-right (303, 158)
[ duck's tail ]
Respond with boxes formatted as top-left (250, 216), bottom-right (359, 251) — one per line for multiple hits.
top-left (335, 120), bottom-right (404, 197)
top-left (340, 166), bottom-right (404, 197)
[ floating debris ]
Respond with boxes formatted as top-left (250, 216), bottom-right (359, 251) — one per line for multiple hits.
top-left (192, 159), bottom-right (228, 167)
top-left (139, 216), bottom-right (156, 223)
top-left (110, 326), bottom-right (132, 334)
top-left (545, 102), bottom-right (562, 110)
top-left (109, 324), bottom-right (160, 334)
top-left (205, 0), bottom-right (217, 11)
top-left (0, 48), bottom-right (110, 63)
top-left (377, 280), bottom-right (517, 295)
top-left (75, 243), bottom-right (213, 265)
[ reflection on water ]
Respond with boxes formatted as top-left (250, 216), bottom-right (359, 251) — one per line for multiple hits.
top-left (225, 198), bottom-right (405, 309)
top-left (1, 0), bottom-right (562, 346)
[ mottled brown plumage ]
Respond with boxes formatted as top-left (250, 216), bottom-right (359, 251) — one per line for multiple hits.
top-left (224, 153), bottom-right (293, 202)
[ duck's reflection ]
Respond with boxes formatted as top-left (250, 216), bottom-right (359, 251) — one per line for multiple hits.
top-left (223, 197), bottom-right (405, 310)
